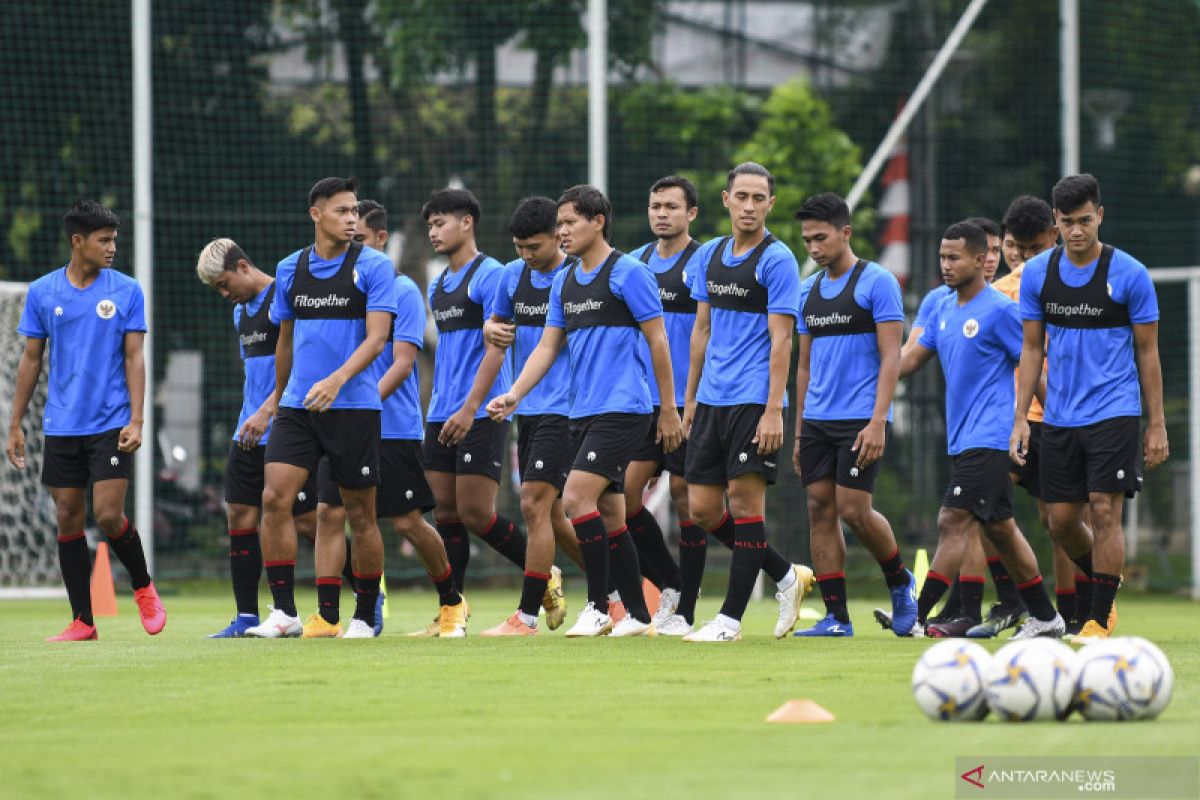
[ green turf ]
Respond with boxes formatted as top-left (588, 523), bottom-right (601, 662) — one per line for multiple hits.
top-left (1, 587), bottom-right (1196, 799)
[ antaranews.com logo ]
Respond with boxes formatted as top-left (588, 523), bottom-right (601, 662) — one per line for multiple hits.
top-left (955, 757), bottom-right (1197, 798)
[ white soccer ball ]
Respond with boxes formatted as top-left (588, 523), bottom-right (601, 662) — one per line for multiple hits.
top-left (911, 639), bottom-right (991, 721)
top-left (1074, 636), bottom-right (1173, 721)
top-left (985, 638), bottom-right (1077, 721)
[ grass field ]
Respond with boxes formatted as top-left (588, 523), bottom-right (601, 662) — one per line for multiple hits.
top-left (2, 585), bottom-right (1197, 799)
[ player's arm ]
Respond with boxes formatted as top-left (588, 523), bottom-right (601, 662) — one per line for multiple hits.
top-left (304, 310), bottom-right (390, 413)
top-left (440, 341), bottom-right (507, 446)
top-left (683, 301), bottom-right (711, 438)
top-left (900, 324), bottom-right (925, 359)
top-left (486, 327), bottom-right (565, 420)
top-left (854, 320), bottom-right (903, 468)
top-left (119, 331), bottom-right (146, 453)
top-left (269, 319), bottom-right (294, 413)
top-left (898, 341), bottom-right (935, 377)
top-left (378, 341), bottom-right (419, 401)
top-left (640, 316), bottom-right (682, 452)
top-left (754, 312), bottom-right (793, 455)
top-left (1133, 321), bottom-right (1169, 469)
top-left (6, 337), bottom-right (46, 469)
top-left (483, 315), bottom-right (515, 349)
top-left (1010, 318), bottom-right (1046, 465)
top-left (791, 333), bottom-right (811, 475)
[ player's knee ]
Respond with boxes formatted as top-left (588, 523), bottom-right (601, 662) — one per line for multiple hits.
top-left (936, 508), bottom-right (969, 541)
top-left (560, 489), bottom-right (594, 522)
top-left (94, 510), bottom-right (124, 537)
top-left (262, 485), bottom-right (292, 515)
top-left (457, 502), bottom-right (493, 534)
top-left (519, 492), bottom-right (549, 524)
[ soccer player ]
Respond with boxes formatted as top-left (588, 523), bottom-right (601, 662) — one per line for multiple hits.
top-left (680, 163), bottom-right (813, 643)
top-left (1011, 174), bottom-right (1168, 643)
top-left (7, 200), bottom-right (165, 641)
top-left (487, 184), bottom-right (681, 638)
top-left (477, 196), bottom-right (587, 636)
top-left (790, 192), bottom-right (915, 638)
top-left (195, 238), bottom-right (321, 637)
top-left (245, 176), bottom-right (393, 639)
top-left (422, 188), bottom-right (529, 615)
top-left (311, 200), bottom-right (467, 638)
top-left (900, 221), bottom-right (1066, 638)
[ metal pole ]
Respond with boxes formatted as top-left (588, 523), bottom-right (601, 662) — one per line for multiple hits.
top-left (133, 0), bottom-right (154, 573)
top-left (587, 0), bottom-right (607, 193)
top-left (1060, 0), bottom-right (1080, 175)
top-left (1190, 275), bottom-right (1200, 599)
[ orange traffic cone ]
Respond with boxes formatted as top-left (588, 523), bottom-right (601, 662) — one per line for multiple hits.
top-left (90, 542), bottom-right (118, 617)
top-left (642, 578), bottom-right (661, 616)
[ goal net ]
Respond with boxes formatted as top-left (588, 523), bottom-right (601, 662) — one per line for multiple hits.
top-left (0, 281), bottom-right (61, 595)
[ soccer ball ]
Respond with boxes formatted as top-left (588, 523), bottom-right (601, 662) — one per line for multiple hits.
top-left (911, 639), bottom-right (991, 721)
top-left (984, 639), bottom-right (1077, 721)
top-left (1074, 637), bottom-right (1173, 721)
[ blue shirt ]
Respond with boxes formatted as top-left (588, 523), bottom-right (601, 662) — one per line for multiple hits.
top-left (493, 257), bottom-right (571, 417)
top-left (546, 252), bottom-right (662, 418)
top-left (920, 287), bottom-right (1023, 454)
top-left (271, 245), bottom-right (396, 411)
top-left (690, 235), bottom-right (800, 407)
top-left (232, 284), bottom-right (277, 444)
top-left (1019, 247), bottom-right (1158, 427)
top-left (369, 275), bottom-right (425, 440)
top-left (633, 242), bottom-right (699, 407)
top-left (18, 267), bottom-right (146, 436)
top-left (797, 261), bottom-right (904, 421)
top-left (914, 284), bottom-right (953, 332)
top-left (426, 256), bottom-right (511, 422)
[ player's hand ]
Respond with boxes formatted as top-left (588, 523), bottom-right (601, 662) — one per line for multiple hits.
top-left (657, 406), bottom-right (683, 453)
top-left (237, 407), bottom-right (272, 450)
top-left (304, 374), bottom-right (345, 413)
top-left (6, 426), bottom-right (26, 469)
top-left (118, 421), bottom-right (143, 453)
top-left (752, 407), bottom-right (784, 455)
top-left (682, 400), bottom-right (696, 439)
top-left (1144, 421), bottom-right (1169, 470)
top-left (440, 407), bottom-right (475, 446)
top-left (1009, 418), bottom-right (1031, 467)
top-left (486, 393), bottom-right (518, 422)
top-left (792, 438), bottom-right (802, 478)
top-left (483, 319), bottom-right (515, 349)
top-left (851, 419), bottom-right (886, 469)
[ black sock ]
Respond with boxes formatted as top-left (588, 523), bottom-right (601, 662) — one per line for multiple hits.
top-left (265, 560), bottom-right (297, 617)
top-left (987, 556), bottom-right (1022, 607)
top-left (676, 521), bottom-right (707, 624)
top-left (609, 527), bottom-right (650, 623)
top-left (1055, 589), bottom-right (1076, 623)
top-left (1090, 572), bottom-right (1121, 626)
top-left (430, 565), bottom-right (461, 607)
top-left (316, 577), bottom-right (341, 624)
top-left (479, 514), bottom-right (527, 570)
top-left (708, 512), bottom-right (735, 549)
top-left (57, 531), bottom-right (93, 626)
top-left (229, 528), bottom-right (262, 617)
top-left (1074, 575), bottom-right (1093, 625)
top-left (958, 575), bottom-right (985, 622)
top-left (572, 512), bottom-right (609, 610)
top-left (1070, 551), bottom-right (1093, 579)
top-left (353, 572), bottom-right (381, 626)
top-left (107, 519), bottom-right (151, 590)
top-left (718, 516), bottom-right (767, 622)
top-left (917, 571), bottom-right (951, 624)
top-left (762, 546), bottom-right (792, 584)
top-left (519, 570), bottom-right (550, 619)
top-left (341, 536), bottom-right (356, 588)
top-left (627, 506), bottom-right (682, 591)
top-left (817, 571), bottom-right (849, 624)
top-left (1016, 575), bottom-right (1057, 622)
top-left (937, 577), bottom-right (962, 619)
top-left (878, 546), bottom-right (909, 589)
top-left (437, 520), bottom-right (471, 593)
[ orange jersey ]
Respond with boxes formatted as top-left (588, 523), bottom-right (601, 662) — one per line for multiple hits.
top-left (993, 264), bottom-right (1044, 423)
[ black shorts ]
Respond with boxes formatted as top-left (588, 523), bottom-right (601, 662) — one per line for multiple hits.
top-left (317, 440), bottom-right (435, 518)
top-left (630, 406), bottom-right (688, 477)
top-left (224, 443), bottom-right (318, 515)
top-left (1010, 421), bottom-right (1043, 499)
top-left (569, 413), bottom-right (652, 493)
top-left (797, 418), bottom-right (889, 493)
top-left (422, 418), bottom-right (508, 483)
top-left (1040, 416), bottom-right (1142, 503)
top-left (516, 414), bottom-right (571, 490)
top-left (41, 428), bottom-right (130, 488)
top-left (942, 449), bottom-right (1014, 523)
top-left (685, 403), bottom-right (780, 486)
top-left (263, 407), bottom-right (380, 490)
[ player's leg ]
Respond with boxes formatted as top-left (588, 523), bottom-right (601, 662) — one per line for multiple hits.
top-left (623, 458), bottom-right (680, 592)
top-left (836, 484), bottom-right (916, 634)
top-left (659, 473), bottom-right (700, 634)
top-left (981, 517), bottom-right (1065, 639)
top-left (598, 485), bottom-right (655, 634)
top-left (562, 469), bottom-right (619, 636)
top-left (482, 478), bottom-right (557, 636)
top-left (1084, 490), bottom-right (1124, 632)
top-left (795, 420), bottom-right (854, 636)
top-left (305, 500), bottom-right (347, 637)
top-left (680, 481), bottom-right (725, 632)
top-left (47, 477), bottom-right (95, 640)
top-left (455, 419), bottom-right (528, 570)
top-left (92, 476), bottom-right (164, 635)
top-left (955, 533), bottom-right (987, 626)
top-left (339, 483), bottom-right (384, 637)
top-left (246, 462), bottom-right (309, 637)
top-left (424, 420), bottom-right (470, 592)
top-left (917, 507), bottom-right (975, 633)
top-left (551, 500), bottom-right (584, 569)
top-left (213, 442), bottom-right (266, 637)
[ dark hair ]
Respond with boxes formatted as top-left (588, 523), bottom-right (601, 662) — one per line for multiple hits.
top-left (63, 200), bottom-right (120, 240)
top-left (421, 188), bottom-right (482, 226)
top-left (1001, 195), bottom-right (1055, 240)
top-left (508, 196), bottom-right (558, 239)
top-left (1052, 173), bottom-right (1101, 213)
top-left (650, 175), bottom-right (698, 209)
top-left (308, 176), bottom-right (359, 207)
top-left (794, 192), bottom-right (851, 228)
top-left (964, 216), bottom-right (1001, 238)
top-left (357, 199), bottom-right (387, 232)
top-left (557, 184), bottom-right (612, 241)
top-left (725, 162), bottom-right (775, 196)
top-left (942, 221), bottom-right (988, 255)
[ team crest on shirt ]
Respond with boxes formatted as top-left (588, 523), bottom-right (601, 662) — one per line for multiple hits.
top-left (962, 319), bottom-right (979, 338)
top-left (96, 299), bottom-right (117, 320)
